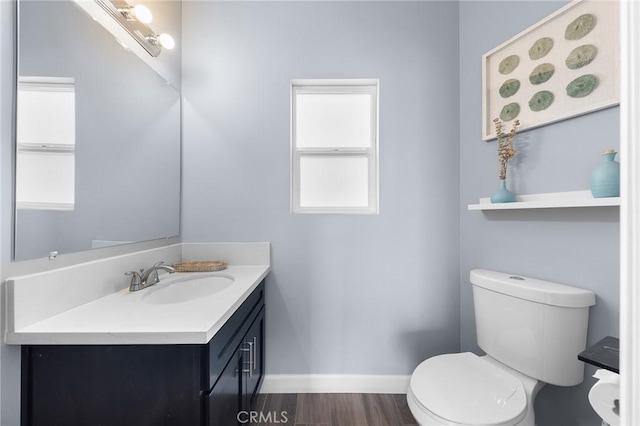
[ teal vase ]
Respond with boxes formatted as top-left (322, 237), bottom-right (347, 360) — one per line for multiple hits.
top-left (491, 179), bottom-right (516, 203)
top-left (590, 150), bottom-right (620, 198)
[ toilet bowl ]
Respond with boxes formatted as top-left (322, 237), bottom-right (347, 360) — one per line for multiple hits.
top-left (407, 352), bottom-right (542, 426)
top-left (407, 270), bottom-right (596, 426)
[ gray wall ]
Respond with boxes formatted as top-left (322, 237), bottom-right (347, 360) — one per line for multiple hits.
top-left (459, 2), bottom-right (620, 425)
top-left (181, 1), bottom-right (461, 375)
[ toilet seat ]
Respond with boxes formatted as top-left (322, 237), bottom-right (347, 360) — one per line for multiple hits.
top-left (408, 352), bottom-right (527, 426)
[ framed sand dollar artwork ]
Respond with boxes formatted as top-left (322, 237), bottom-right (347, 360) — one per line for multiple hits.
top-left (482, 0), bottom-right (619, 141)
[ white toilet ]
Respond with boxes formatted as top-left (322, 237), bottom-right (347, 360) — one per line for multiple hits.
top-left (408, 269), bottom-right (596, 426)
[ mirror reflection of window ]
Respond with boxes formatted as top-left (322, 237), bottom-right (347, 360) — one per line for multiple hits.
top-left (16, 77), bottom-right (76, 211)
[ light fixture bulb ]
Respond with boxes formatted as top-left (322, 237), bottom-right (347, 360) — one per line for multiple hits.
top-left (132, 5), bottom-right (152, 24)
top-left (157, 33), bottom-right (175, 50)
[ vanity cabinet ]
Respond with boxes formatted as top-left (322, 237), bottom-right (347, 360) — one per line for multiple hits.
top-left (21, 281), bottom-right (265, 426)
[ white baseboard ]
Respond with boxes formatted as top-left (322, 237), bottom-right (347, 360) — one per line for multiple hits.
top-left (260, 374), bottom-right (411, 394)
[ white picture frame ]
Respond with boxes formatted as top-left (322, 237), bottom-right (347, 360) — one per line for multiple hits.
top-left (482, 0), bottom-right (620, 141)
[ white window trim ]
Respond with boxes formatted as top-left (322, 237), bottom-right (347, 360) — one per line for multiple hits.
top-left (290, 79), bottom-right (379, 214)
top-left (16, 201), bottom-right (74, 211)
top-left (16, 77), bottom-right (76, 211)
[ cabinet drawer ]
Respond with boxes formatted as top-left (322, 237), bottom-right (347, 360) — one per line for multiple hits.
top-left (204, 280), bottom-right (264, 391)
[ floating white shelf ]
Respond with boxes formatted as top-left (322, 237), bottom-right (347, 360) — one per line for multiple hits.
top-left (468, 190), bottom-right (620, 211)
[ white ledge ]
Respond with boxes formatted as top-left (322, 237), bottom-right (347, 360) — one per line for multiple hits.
top-left (468, 190), bottom-right (621, 211)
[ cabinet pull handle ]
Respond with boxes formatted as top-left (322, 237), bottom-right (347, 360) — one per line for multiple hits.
top-left (240, 346), bottom-right (253, 377)
top-left (252, 337), bottom-right (257, 372)
top-left (240, 343), bottom-right (253, 377)
top-left (247, 341), bottom-right (254, 377)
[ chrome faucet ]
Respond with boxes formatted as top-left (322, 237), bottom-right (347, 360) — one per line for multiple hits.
top-left (125, 261), bottom-right (176, 292)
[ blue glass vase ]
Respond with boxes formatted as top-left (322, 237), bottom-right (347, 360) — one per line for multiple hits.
top-left (491, 179), bottom-right (516, 203)
top-left (590, 150), bottom-right (620, 198)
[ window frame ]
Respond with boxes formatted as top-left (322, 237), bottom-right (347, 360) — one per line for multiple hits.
top-left (290, 79), bottom-right (379, 214)
top-left (16, 77), bottom-right (76, 211)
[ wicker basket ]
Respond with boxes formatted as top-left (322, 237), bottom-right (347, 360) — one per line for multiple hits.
top-left (173, 260), bottom-right (228, 273)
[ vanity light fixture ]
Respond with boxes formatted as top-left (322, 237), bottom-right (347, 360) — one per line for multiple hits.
top-left (147, 33), bottom-right (175, 50)
top-left (118, 4), bottom-right (153, 24)
top-left (95, 0), bottom-right (174, 57)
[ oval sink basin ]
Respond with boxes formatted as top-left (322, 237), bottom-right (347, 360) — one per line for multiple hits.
top-left (142, 274), bottom-right (234, 305)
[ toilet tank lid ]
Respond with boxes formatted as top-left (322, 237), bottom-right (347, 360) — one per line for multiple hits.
top-left (470, 269), bottom-right (596, 308)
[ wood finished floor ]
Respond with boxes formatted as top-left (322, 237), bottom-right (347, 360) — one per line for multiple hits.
top-left (253, 393), bottom-right (417, 426)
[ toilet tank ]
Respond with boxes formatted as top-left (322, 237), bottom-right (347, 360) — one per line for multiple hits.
top-left (470, 269), bottom-right (596, 386)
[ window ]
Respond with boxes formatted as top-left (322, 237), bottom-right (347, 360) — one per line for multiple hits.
top-left (16, 77), bottom-right (76, 210)
top-left (291, 79), bottom-right (378, 214)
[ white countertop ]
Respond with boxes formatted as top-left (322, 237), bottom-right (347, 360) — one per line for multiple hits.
top-left (4, 243), bottom-right (271, 345)
top-left (6, 266), bottom-right (269, 345)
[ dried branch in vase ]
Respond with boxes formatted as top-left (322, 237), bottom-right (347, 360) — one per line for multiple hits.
top-left (493, 118), bottom-right (520, 180)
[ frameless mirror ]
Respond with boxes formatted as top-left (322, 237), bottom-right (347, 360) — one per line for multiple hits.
top-left (14, 0), bottom-right (181, 261)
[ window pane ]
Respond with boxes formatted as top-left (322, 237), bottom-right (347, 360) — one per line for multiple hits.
top-left (16, 151), bottom-right (75, 207)
top-left (296, 93), bottom-right (372, 148)
top-left (299, 155), bottom-right (369, 208)
top-left (18, 87), bottom-right (75, 145)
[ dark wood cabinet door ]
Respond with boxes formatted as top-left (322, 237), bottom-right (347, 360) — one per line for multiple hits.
top-left (243, 307), bottom-right (265, 410)
top-left (205, 282), bottom-right (265, 391)
top-left (205, 352), bottom-right (242, 426)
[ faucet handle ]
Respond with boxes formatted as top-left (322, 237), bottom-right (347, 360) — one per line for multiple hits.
top-left (147, 270), bottom-right (161, 286)
top-left (125, 270), bottom-right (141, 280)
top-left (125, 271), bottom-right (143, 291)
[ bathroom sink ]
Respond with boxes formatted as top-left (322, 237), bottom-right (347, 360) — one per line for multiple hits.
top-left (142, 273), bottom-right (234, 305)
